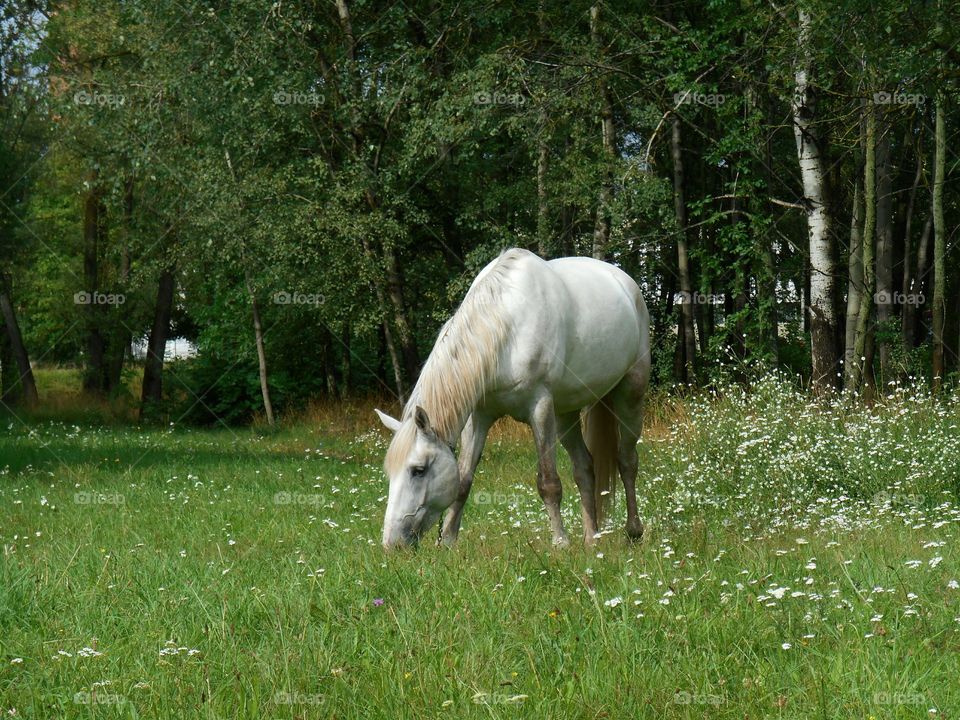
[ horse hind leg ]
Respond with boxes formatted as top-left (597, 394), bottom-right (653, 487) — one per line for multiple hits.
top-left (610, 362), bottom-right (648, 540)
top-left (557, 412), bottom-right (599, 545)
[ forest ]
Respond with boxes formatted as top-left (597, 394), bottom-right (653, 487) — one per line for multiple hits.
top-left (1, 0), bottom-right (958, 422)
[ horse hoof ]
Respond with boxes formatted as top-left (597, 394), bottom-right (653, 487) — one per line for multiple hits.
top-left (552, 534), bottom-right (571, 549)
top-left (625, 521), bottom-right (644, 541)
top-left (583, 531), bottom-right (601, 546)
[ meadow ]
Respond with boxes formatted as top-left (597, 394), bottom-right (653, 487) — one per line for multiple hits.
top-left (1, 373), bottom-right (959, 718)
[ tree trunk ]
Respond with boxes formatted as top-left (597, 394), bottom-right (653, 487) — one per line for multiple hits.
top-left (537, 127), bottom-right (550, 258)
top-left (590, 5), bottom-right (615, 261)
top-left (139, 266), bottom-right (175, 422)
top-left (321, 326), bottom-right (337, 398)
top-left (760, 243), bottom-right (779, 362)
top-left (360, 236), bottom-right (405, 402)
top-left (382, 319), bottom-right (405, 404)
top-left (107, 174), bottom-right (135, 392)
top-left (670, 114), bottom-right (697, 382)
top-left (558, 133), bottom-right (576, 256)
top-left (0, 274), bottom-right (39, 406)
top-left (932, 98), bottom-right (946, 392)
top-left (844, 167), bottom-right (864, 387)
top-left (802, 257), bottom-right (810, 335)
top-left (874, 120), bottom-right (894, 382)
top-left (728, 165), bottom-right (747, 368)
top-left (0, 321), bottom-right (17, 403)
top-left (559, 202), bottom-right (576, 256)
top-left (383, 246), bottom-right (420, 384)
top-left (376, 323), bottom-right (388, 391)
top-left (653, 245), bottom-right (676, 345)
top-left (733, 283), bottom-right (748, 374)
top-left (900, 142), bottom-right (923, 350)
top-left (247, 277), bottom-right (275, 425)
top-left (862, 324), bottom-right (877, 401)
top-left (793, 9), bottom-right (838, 395)
top-left (850, 103), bottom-right (877, 392)
top-left (82, 169), bottom-right (107, 394)
top-left (340, 321), bottom-right (352, 399)
top-left (696, 286), bottom-right (709, 356)
top-left (908, 213), bottom-right (933, 347)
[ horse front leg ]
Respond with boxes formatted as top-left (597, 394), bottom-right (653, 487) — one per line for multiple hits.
top-left (440, 413), bottom-right (491, 546)
top-left (530, 392), bottom-right (569, 547)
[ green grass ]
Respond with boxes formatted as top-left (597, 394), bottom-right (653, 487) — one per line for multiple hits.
top-left (1, 375), bottom-right (959, 718)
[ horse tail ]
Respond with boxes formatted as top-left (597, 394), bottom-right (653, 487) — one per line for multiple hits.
top-left (583, 398), bottom-right (619, 525)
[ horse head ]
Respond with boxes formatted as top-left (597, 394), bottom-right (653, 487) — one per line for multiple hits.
top-left (376, 405), bottom-right (458, 548)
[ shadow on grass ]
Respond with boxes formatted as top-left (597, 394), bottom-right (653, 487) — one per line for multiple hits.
top-left (0, 421), bottom-right (311, 477)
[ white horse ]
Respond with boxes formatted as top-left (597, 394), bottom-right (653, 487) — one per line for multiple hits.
top-left (375, 248), bottom-right (650, 548)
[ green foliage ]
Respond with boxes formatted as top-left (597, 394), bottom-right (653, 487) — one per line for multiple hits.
top-left (2, 0), bottom-right (960, 418)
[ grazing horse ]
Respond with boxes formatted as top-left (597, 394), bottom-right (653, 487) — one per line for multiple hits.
top-left (375, 248), bottom-right (650, 548)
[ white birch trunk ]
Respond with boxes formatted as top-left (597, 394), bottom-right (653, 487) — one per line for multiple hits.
top-left (793, 9), bottom-right (837, 394)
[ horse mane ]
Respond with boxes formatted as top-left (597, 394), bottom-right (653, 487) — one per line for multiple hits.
top-left (385, 250), bottom-right (519, 472)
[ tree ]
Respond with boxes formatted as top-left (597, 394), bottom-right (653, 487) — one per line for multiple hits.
top-left (850, 102), bottom-right (878, 393)
top-left (932, 96), bottom-right (946, 391)
top-left (792, 8), bottom-right (838, 395)
top-left (0, 0), bottom-right (44, 407)
top-left (3, 0), bottom-right (959, 418)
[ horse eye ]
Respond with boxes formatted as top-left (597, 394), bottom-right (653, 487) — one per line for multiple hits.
top-left (410, 465), bottom-right (426, 478)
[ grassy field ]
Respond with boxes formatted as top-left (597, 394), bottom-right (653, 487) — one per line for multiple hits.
top-left (1, 373), bottom-right (959, 718)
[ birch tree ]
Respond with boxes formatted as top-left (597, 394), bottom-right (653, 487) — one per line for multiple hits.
top-left (792, 8), bottom-right (838, 394)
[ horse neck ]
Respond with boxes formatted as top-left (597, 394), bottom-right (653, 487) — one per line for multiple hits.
top-left (406, 256), bottom-right (513, 444)
top-left (406, 319), bottom-right (505, 445)
top-left (405, 373), bottom-right (473, 447)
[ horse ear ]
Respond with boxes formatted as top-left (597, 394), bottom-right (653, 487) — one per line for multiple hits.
top-left (374, 408), bottom-right (402, 433)
top-left (413, 405), bottom-right (433, 434)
